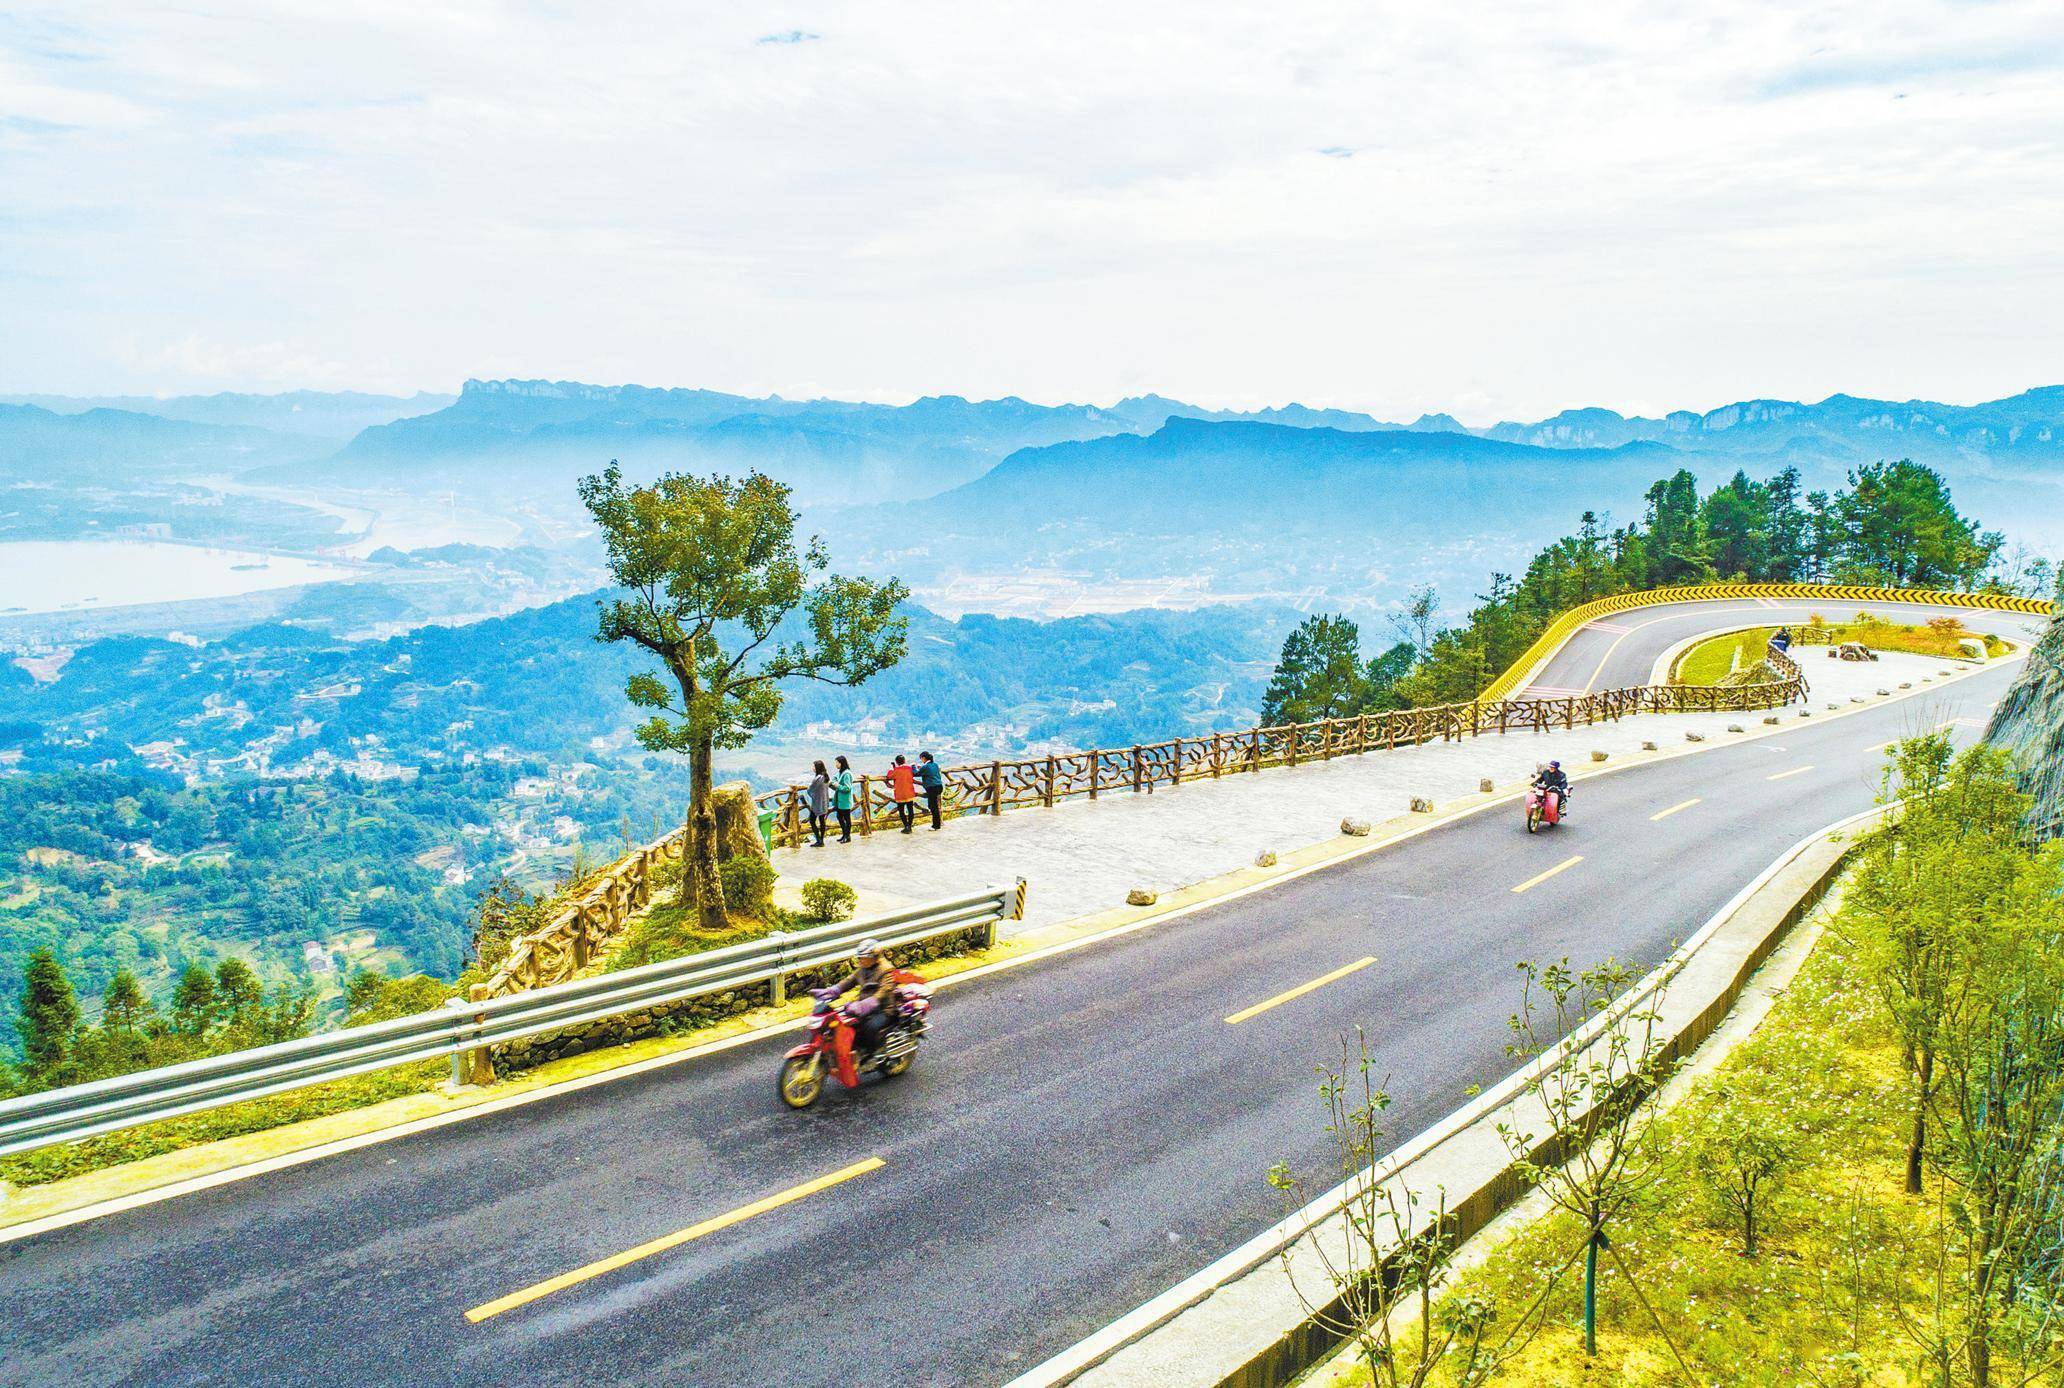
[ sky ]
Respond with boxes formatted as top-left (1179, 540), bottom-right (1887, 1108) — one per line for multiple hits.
top-left (2, 2), bottom-right (2062, 424)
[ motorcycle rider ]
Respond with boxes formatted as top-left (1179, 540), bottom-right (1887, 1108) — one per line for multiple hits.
top-left (1533, 759), bottom-right (1571, 812)
top-left (818, 938), bottom-right (900, 1052)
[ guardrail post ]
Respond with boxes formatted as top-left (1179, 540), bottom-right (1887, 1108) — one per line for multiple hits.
top-left (1211, 733), bottom-right (1224, 777)
top-left (1131, 745), bottom-right (1143, 792)
top-left (768, 931), bottom-right (791, 1005)
top-left (445, 984), bottom-right (494, 1089)
top-left (860, 775), bottom-right (874, 836)
top-left (1172, 738), bottom-right (1183, 786)
top-left (1044, 755), bottom-right (1057, 807)
top-left (1089, 752), bottom-right (1100, 800)
top-left (989, 761), bottom-right (1002, 816)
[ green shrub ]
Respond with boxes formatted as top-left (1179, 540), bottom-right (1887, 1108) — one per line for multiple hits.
top-left (718, 855), bottom-right (776, 918)
top-left (800, 878), bottom-right (858, 923)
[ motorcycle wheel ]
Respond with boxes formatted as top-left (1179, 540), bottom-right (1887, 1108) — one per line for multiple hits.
top-left (879, 1043), bottom-right (917, 1079)
top-left (1526, 807), bottom-right (1540, 834)
top-left (779, 1055), bottom-right (825, 1109)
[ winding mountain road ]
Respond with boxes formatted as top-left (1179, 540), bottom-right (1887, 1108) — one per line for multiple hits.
top-left (0, 606), bottom-right (2039, 1388)
top-left (1521, 596), bottom-right (2026, 696)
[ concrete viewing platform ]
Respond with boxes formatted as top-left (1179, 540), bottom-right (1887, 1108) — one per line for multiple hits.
top-left (771, 647), bottom-right (1992, 935)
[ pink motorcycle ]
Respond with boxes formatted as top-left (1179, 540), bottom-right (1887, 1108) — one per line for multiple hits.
top-left (1525, 784), bottom-right (1565, 833)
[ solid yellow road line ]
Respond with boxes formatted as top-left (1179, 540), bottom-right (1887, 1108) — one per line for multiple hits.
top-left (1511, 855), bottom-right (1584, 894)
top-left (1767, 765), bottom-right (1815, 781)
top-left (1650, 798), bottom-right (1701, 822)
top-left (464, 1157), bottom-right (886, 1323)
top-left (1225, 956), bottom-right (1377, 1025)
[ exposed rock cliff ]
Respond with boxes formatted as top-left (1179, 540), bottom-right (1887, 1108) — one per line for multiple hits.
top-left (1984, 613), bottom-right (2064, 834)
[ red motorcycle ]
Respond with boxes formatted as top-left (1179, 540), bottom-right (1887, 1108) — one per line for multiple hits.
top-left (1524, 784), bottom-right (1565, 833)
top-left (778, 970), bottom-right (933, 1109)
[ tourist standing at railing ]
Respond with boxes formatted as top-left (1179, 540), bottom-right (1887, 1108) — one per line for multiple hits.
top-left (806, 760), bottom-right (832, 847)
top-left (886, 753), bottom-right (919, 833)
top-left (833, 755), bottom-right (856, 842)
top-left (918, 750), bottom-right (945, 830)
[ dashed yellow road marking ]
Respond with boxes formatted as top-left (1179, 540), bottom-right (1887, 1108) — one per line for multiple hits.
top-left (464, 1157), bottom-right (886, 1323)
top-left (1225, 956), bottom-right (1377, 1025)
top-left (1767, 765), bottom-right (1815, 781)
top-left (1511, 855), bottom-right (1584, 894)
top-left (1650, 798), bottom-right (1701, 822)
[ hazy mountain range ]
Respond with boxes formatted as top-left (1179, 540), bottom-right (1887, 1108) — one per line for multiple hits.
top-left (0, 390), bottom-right (453, 440)
top-left (13, 378), bottom-right (2063, 506)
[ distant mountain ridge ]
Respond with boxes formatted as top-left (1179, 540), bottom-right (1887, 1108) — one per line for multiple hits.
top-left (330, 377), bottom-right (2064, 490)
top-left (0, 402), bottom-right (293, 476)
top-left (1, 390), bottom-right (453, 440)
top-left (938, 416), bottom-right (1675, 525)
top-left (1482, 386), bottom-right (2064, 465)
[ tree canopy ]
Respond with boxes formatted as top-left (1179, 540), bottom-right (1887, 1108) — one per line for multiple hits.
top-left (580, 463), bottom-right (908, 927)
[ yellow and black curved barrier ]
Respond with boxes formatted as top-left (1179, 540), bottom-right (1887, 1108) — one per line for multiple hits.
top-left (1478, 583), bottom-right (2053, 704)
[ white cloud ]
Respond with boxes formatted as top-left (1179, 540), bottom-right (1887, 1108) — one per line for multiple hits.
top-left (1, 1), bottom-right (2061, 419)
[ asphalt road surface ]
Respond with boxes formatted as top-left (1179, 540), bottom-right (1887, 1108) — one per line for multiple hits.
top-left (0, 663), bottom-right (2027, 1388)
top-left (1522, 597), bottom-right (2034, 696)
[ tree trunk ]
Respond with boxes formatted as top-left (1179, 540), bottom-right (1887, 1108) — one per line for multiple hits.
top-left (685, 736), bottom-right (727, 931)
top-left (1907, 1046), bottom-right (1932, 1195)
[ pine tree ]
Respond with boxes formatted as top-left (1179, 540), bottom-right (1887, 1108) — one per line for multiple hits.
top-left (172, 962), bottom-right (218, 1036)
top-left (1261, 615), bottom-right (1370, 725)
top-left (214, 958), bottom-right (264, 1028)
top-left (100, 968), bottom-right (151, 1032)
top-left (16, 947), bottom-right (80, 1088)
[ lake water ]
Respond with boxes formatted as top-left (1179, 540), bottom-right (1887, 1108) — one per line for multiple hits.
top-left (0, 540), bottom-right (359, 615)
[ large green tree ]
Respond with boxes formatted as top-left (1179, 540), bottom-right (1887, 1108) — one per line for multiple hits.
top-left (1643, 469), bottom-right (1709, 584)
top-left (580, 464), bottom-right (908, 929)
top-left (1832, 460), bottom-right (2000, 588)
top-left (15, 947), bottom-right (79, 1089)
top-left (1261, 615), bottom-right (1370, 725)
top-left (1700, 470), bottom-right (1770, 579)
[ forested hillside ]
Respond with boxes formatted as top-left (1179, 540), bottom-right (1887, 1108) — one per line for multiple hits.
top-left (1260, 459), bottom-right (2021, 720)
top-left (0, 595), bottom-right (1293, 1031)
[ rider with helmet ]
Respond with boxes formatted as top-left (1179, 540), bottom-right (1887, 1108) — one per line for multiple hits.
top-left (1533, 759), bottom-right (1571, 808)
top-left (818, 938), bottom-right (900, 1051)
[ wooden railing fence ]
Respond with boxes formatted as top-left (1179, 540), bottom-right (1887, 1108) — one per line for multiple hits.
top-left (484, 637), bottom-right (1826, 996)
top-left (748, 657), bottom-right (1809, 850)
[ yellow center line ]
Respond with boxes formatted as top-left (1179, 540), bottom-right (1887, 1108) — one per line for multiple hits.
top-left (464, 1157), bottom-right (886, 1323)
top-left (1650, 797), bottom-right (1701, 822)
top-left (1767, 765), bottom-right (1815, 781)
top-left (1225, 956), bottom-right (1377, 1025)
top-left (1511, 855), bottom-right (1584, 894)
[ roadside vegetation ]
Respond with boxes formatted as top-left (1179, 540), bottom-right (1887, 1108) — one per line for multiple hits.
top-left (1671, 613), bottom-right (2012, 688)
top-left (0, 860), bottom-right (863, 1187)
top-left (1292, 736), bottom-right (2064, 1387)
top-left (1671, 626), bottom-right (1778, 685)
top-left (1262, 458), bottom-right (2016, 721)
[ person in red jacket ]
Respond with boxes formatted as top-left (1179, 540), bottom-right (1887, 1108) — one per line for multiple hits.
top-left (885, 754), bottom-right (918, 833)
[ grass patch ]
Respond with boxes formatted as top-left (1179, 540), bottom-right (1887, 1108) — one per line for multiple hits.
top-left (0, 1061), bottom-right (446, 1188)
top-left (606, 902), bottom-right (776, 970)
top-left (1673, 627), bottom-right (1776, 685)
top-left (1378, 921), bottom-right (2036, 1386)
top-left (1814, 612), bottom-right (2010, 660)
top-left (1674, 614), bottom-right (2009, 687)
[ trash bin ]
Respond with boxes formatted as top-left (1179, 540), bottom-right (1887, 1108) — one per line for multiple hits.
top-left (757, 808), bottom-right (777, 853)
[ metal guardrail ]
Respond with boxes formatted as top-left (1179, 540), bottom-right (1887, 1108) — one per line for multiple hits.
top-left (0, 883), bottom-right (1023, 1159)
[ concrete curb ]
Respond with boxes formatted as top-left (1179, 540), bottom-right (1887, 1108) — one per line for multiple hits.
top-left (1008, 804), bottom-right (1887, 1388)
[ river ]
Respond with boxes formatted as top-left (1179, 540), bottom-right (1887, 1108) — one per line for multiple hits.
top-left (0, 540), bottom-right (360, 615)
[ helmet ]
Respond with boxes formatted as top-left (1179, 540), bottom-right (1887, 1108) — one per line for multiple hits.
top-left (857, 937), bottom-right (884, 958)
top-left (1549, 760), bottom-right (1561, 769)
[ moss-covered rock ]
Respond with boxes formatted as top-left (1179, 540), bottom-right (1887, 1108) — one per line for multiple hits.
top-left (1985, 610), bottom-right (2064, 835)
